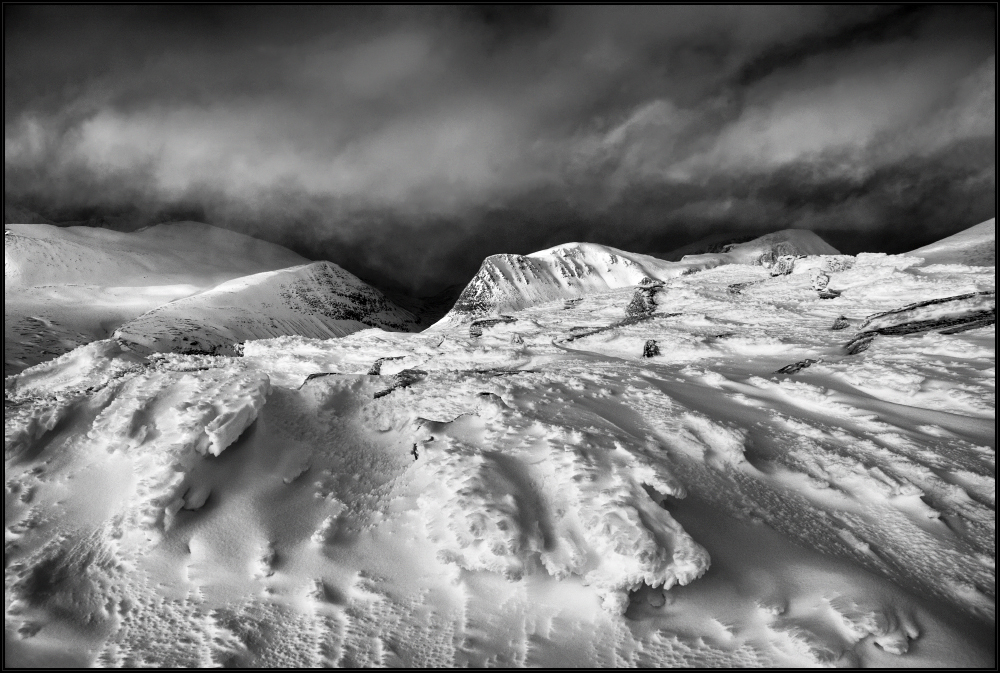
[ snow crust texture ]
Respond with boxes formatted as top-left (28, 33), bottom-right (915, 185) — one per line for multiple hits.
top-left (4, 222), bottom-right (996, 667)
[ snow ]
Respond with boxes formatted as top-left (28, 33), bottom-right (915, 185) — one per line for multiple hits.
top-left (4, 223), bottom-right (996, 667)
top-left (5, 222), bottom-right (418, 374)
top-left (441, 229), bottom-right (841, 325)
top-left (908, 218), bottom-right (996, 267)
top-left (113, 261), bottom-right (419, 357)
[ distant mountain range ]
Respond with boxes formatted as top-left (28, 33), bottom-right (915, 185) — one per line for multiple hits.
top-left (5, 217), bottom-right (993, 375)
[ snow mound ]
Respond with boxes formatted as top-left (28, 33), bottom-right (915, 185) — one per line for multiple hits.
top-left (410, 381), bottom-right (709, 612)
top-left (112, 261), bottom-right (419, 356)
top-left (907, 218), bottom-right (995, 266)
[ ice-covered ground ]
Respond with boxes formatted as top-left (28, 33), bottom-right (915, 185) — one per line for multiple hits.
top-left (5, 224), bottom-right (994, 667)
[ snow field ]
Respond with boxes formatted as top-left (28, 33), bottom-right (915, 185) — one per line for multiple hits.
top-left (4, 222), bottom-right (996, 666)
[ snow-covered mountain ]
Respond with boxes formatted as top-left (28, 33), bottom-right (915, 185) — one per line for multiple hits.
top-left (5, 221), bottom-right (417, 373)
top-left (114, 261), bottom-right (419, 356)
top-left (674, 228), bottom-right (840, 265)
top-left (5, 221), bottom-right (309, 288)
top-left (446, 243), bottom-right (686, 319)
top-left (5, 221), bottom-right (993, 668)
top-left (907, 218), bottom-right (995, 266)
top-left (443, 230), bottom-right (841, 322)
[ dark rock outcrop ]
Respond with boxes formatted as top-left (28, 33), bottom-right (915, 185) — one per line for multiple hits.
top-left (367, 356), bottom-right (406, 376)
top-left (626, 282), bottom-right (663, 319)
top-left (469, 315), bottom-right (517, 338)
top-left (374, 369), bottom-right (428, 399)
top-left (843, 291), bottom-right (996, 354)
top-left (775, 359), bottom-right (818, 375)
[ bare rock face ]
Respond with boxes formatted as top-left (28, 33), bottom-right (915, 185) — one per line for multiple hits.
top-left (831, 316), bottom-right (851, 330)
top-left (812, 270), bottom-right (831, 291)
top-left (822, 256), bottom-right (856, 273)
top-left (643, 340), bottom-right (660, 358)
top-left (756, 241), bottom-right (804, 267)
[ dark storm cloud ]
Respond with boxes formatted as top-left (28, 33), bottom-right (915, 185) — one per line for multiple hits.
top-left (4, 5), bottom-right (995, 294)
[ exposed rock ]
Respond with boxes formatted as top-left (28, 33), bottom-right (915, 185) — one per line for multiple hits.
top-left (845, 333), bottom-right (877, 355)
top-left (373, 369), bottom-right (428, 399)
top-left (831, 316), bottom-right (851, 330)
top-left (626, 282), bottom-right (663, 319)
top-left (843, 292), bottom-right (996, 354)
top-left (727, 279), bottom-right (765, 296)
top-left (776, 359), bottom-right (818, 375)
top-left (938, 317), bottom-right (996, 334)
top-left (812, 270), bottom-right (831, 292)
top-left (818, 289), bottom-right (842, 299)
top-left (822, 256), bottom-right (856, 273)
top-left (367, 356), bottom-right (406, 376)
top-left (769, 255), bottom-right (798, 276)
top-left (469, 315), bottom-right (517, 338)
top-left (859, 292), bottom-right (995, 331)
top-left (643, 340), bottom-right (660, 358)
top-left (299, 372), bottom-right (340, 388)
top-left (757, 241), bottom-right (803, 267)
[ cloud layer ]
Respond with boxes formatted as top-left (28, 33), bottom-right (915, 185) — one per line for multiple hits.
top-left (5, 6), bottom-right (995, 294)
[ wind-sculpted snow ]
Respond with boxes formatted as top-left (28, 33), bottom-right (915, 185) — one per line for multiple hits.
top-left (5, 230), bottom-right (996, 667)
top-left (409, 379), bottom-right (708, 613)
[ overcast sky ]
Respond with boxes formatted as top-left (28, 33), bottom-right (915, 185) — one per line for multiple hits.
top-left (4, 5), bottom-right (996, 294)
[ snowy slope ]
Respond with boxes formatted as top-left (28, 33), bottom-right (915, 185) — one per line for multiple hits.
top-left (113, 261), bottom-right (419, 356)
top-left (5, 236), bottom-right (994, 667)
top-left (443, 231), bottom-right (841, 323)
top-left (907, 218), bottom-right (995, 266)
top-left (675, 228), bottom-right (841, 266)
top-left (654, 228), bottom-right (839, 263)
top-left (5, 222), bottom-right (418, 374)
top-left (5, 221), bottom-right (308, 288)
